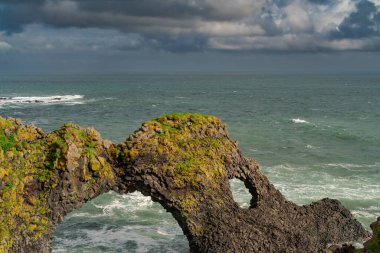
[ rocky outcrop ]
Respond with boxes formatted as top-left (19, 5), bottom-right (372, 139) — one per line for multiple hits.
top-left (0, 113), bottom-right (373, 253)
top-left (0, 118), bottom-right (115, 253)
top-left (329, 217), bottom-right (380, 253)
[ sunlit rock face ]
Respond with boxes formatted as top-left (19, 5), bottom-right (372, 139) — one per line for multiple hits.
top-left (0, 117), bottom-right (115, 253)
top-left (0, 113), bottom-right (372, 253)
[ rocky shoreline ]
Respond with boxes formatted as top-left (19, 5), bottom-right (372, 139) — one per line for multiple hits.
top-left (0, 113), bottom-right (378, 253)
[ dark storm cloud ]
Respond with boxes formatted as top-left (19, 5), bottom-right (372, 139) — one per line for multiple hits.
top-left (0, 2), bottom-right (44, 34)
top-left (0, 0), bottom-right (266, 33)
top-left (0, 0), bottom-right (379, 52)
top-left (143, 35), bottom-right (209, 52)
top-left (333, 0), bottom-right (380, 39)
top-left (307, 0), bottom-right (333, 5)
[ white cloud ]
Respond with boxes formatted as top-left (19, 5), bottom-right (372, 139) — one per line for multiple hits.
top-left (310, 0), bottom-right (357, 34)
top-left (282, 0), bottom-right (312, 32)
top-left (196, 21), bottom-right (265, 36)
top-left (209, 33), bottom-right (380, 51)
top-left (0, 41), bottom-right (11, 51)
top-left (1, 0), bottom-right (379, 52)
top-left (370, 0), bottom-right (380, 7)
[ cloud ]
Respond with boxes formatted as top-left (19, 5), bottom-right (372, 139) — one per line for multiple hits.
top-left (4, 24), bottom-right (145, 52)
top-left (0, 32), bottom-right (11, 51)
top-left (0, 41), bottom-right (11, 51)
top-left (332, 0), bottom-right (380, 38)
top-left (0, 0), bottom-right (379, 52)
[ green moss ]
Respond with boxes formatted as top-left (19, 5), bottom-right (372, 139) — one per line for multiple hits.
top-left (48, 138), bottom-right (67, 170)
top-left (0, 117), bottom-right (13, 131)
top-left (0, 118), bottom-right (51, 251)
top-left (123, 113), bottom-right (233, 236)
top-left (365, 219), bottom-right (380, 252)
top-left (0, 112), bottom-right (233, 249)
top-left (83, 147), bottom-right (95, 157)
top-left (0, 117), bottom-right (115, 251)
top-left (0, 134), bottom-right (15, 153)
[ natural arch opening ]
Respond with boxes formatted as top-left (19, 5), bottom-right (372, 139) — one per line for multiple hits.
top-left (52, 191), bottom-right (189, 253)
top-left (229, 178), bottom-right (252, 208)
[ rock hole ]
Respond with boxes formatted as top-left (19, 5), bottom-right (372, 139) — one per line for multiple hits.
top-left (229, 178), bottom-right (252, 208)
top-left (52, 191), bottom-right (189, 252)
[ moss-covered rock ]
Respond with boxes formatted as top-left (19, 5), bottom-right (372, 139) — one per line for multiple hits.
top-left (365, 217), bottom-right (380, 252)
top-left (0, 117), bottom-right (115, 253)
top-left (0, 113), bottom-right (371, 253)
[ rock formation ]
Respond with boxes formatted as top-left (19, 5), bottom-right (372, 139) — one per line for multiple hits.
top-left (329, 217), bottom-right (380, 253)
top-left (0, 113), bottom-right (375, 253)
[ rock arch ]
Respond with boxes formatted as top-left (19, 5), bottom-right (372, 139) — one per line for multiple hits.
top-left (52, 190), bottom-right (189, 252)
top-left (0, 114), bottom-right (369, 253)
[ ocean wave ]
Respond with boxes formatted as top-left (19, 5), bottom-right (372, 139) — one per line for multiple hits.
top-left (92, 191), bottom-right (154, 215)
top-left (263, 163), bottom-right (380, 203)
top-left (0, 95), bottom-right (84, 107)
top-left (325, 163), bottom-right (380, 169)
top-left (53, 225), bottom-right (161, 252)
top-left (156, 229), bottom-right (174, 237)
top-left (291, 118), bottom-right (310, 124)
top-left (229, 178), bottom-right (251, 208)
top-left (53, 218), bottom-right (186, 252)
top-left (352, 208), bottom-right (380, 219)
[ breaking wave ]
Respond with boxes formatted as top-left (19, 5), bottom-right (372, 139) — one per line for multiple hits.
top-left (291, 118), bottom-right (310, 124)
top-left (0, 95), bottom-right (84, 107)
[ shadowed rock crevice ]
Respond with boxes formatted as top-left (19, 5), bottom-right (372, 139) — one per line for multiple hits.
top-left (0, 113), bottom-right (375, 253)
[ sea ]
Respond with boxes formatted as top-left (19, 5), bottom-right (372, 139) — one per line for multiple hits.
top-left (0, 73), bottom-right (379, 252)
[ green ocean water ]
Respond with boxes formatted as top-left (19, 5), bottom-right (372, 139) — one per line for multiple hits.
top-left (0, 73), bottom-right (379, 252)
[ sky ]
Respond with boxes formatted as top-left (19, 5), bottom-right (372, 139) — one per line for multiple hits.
top-left (0, 0), bottom-right (380, 74)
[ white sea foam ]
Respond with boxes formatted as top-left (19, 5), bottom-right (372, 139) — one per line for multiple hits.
top-left (156, 229), bottom-right (174, 237)
top-left (270, 167), bottom-right (379, 190)
top-left (53, 225), bottom-right (162, 253)
top-left (68, 212), bottom-right (104, 219)
top-left (325, 163), bottom-right (380, 169)
top-left (53, 190), bottom-right (187, 252)
top-left (92, 191), bottom-right (154, 215)
top-left (262, 163), bottom-right (380, 226)
top-left (229, 178), bottom-right (251, 208)
top-left (0, 95), bottom-right (84, 107)
top-left (352, 209), bottom-right (380, 220)
top-left (353, 243), bottom-right (365, 249)
top-left (291, 118), bottom-right (310, 124)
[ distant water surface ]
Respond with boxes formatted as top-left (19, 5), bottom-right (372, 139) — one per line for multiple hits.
top-left (1, 73), bottom-right (379, 252)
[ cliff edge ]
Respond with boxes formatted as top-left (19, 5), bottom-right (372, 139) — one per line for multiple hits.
top-left (0, 113), bottom-right (374, 253)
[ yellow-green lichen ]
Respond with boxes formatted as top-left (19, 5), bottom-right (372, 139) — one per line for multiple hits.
top-left (0, 117), bottom-right (116, 252)
top-left (0, 118), bottom-right (50, 252)
top-left (123, 113), bottom-right (235, 235)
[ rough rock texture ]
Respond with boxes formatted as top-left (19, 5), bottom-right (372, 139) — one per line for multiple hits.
top-left (330, 217), bottom-right (380, 253)
top-left (0, 119), bottom-right (115, 253)
top-left (0, 113), bottom-right (372, 253)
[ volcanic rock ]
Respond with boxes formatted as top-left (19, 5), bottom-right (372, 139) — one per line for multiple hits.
top-left (0, 113), bottom-right (372, 253)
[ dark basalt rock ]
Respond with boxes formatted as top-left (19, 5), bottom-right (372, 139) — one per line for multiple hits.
top-left (0, 113), bottom-right (372, 253)
top-left (330, 217), bottom-right (380, 253)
